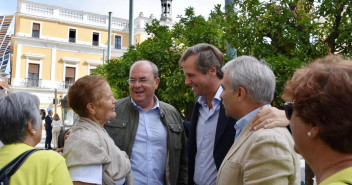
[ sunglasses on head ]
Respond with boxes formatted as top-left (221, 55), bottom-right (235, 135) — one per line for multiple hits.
top-left (284, 102), bottom-right (294, 120)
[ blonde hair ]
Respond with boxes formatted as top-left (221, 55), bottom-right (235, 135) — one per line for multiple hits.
top-left (53, 113), bottom-right (60, 121)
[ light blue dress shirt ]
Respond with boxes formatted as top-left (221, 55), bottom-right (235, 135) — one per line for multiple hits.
top-left (194, 86), bottom-right (223, 185)
top-left (130, 97), bottom-right (168, 185)
top-left (234, 104), bottom-right (270, 140)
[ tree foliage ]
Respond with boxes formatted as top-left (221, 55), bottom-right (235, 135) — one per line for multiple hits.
top-left (94, 1), bottom-right (352, 118)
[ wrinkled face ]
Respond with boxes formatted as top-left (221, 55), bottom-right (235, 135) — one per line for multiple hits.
top-left (181, 55), bottom-right (213, 97)
top-left (290, 112), bottom-right (311, 155)
top-left (93, 83), bottom-right (117, 124)
top-left (220, 72), bottom-right (238, 119)
top-left (129, 62), bottom-right (160, 109)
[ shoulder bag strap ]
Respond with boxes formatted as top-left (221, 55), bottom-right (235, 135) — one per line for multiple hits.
top-left (0, 149), bottom-right (39, 179)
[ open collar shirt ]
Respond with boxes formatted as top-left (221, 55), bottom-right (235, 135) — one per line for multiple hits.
top-left (130, 96), bottom-right (168, 185)
top-left (234, 104), bottom-right (270, 140)
top-left (194, 86), bottom-right (223, 185)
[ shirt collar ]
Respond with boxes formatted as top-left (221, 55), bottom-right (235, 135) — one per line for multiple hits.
top-left (197, 85), bottom-right (223, 105)
top-left (235, 104), bottom-right (271, 131)
top-left (130, 95), bottom-right (160, 110)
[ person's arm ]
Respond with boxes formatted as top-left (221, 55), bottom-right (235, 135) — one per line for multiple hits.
top-left (243, 134), bottom-right (298, 184)
top-left (177, 126), bottom-right (188, 185)
top-left (250, 106), bottom-right (289, 131)
top-left (73, 182), bottom-right (95, 185)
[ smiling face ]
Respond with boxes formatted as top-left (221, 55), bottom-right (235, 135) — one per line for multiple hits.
top-left (129, 61), bottom-right (160, 110)
top-left (181, 55), bottom-right (215, 98)
top-left (91, 82), bottom-right (117, 125)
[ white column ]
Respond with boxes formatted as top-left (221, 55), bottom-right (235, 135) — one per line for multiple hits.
top-left (15, 44), bottom-right (22, 78)
top-left (51, 48), bottom-right (56, 81)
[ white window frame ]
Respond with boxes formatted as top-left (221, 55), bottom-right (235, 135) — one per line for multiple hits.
top-left (24, 53), bottom-right (44, 79)
top-left (68, 27), bottom-right (78, 43)
top-left (86, 60), bottom-right (103, 75)
top-left (91, 31), bottom-right (101, 46)
top-left (30, 21), bottom-right (42, 38)
top-left (62, 57), bottom-right (80, 82)
top-left (113, 34), bottom-right (123, 49)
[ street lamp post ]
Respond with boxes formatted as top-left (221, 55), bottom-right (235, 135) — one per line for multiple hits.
top-left (225, 0), bottom-right (237, 60)
top-left (129, 0), bottom-right (134, 46)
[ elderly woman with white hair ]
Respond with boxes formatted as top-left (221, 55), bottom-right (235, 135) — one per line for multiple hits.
top-left (0, 91), bottom-right (72, 185)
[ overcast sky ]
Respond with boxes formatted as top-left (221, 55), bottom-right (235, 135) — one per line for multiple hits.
top-left (0, 0), bottom-right (224, 21)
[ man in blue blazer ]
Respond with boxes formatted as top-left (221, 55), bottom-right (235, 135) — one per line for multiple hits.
top-left (179, 43), bottom-right (289, 185)
top-left (45, 108), bottom-right (53, 150)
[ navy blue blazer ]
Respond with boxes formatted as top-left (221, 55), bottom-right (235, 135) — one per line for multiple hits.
top-left (187, 99), bottom-right (237, 185)
top-left (45, 115), bottom-right (53, 131)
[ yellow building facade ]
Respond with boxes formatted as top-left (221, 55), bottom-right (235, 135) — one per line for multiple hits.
top-left (10, 0), bottom-right (173, 127)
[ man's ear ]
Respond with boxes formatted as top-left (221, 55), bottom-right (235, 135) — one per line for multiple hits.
top-left (237, 87), bottom-right (247, 101)
top-left (208, 65), bottom-right (217, 76)
top-left (155, 77), bottom-right (160, 87)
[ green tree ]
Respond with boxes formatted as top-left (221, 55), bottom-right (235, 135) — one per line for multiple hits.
top-left (95, 1), bottom-right (351, 118)
top-left (220, 0), bottom-right (351, 107)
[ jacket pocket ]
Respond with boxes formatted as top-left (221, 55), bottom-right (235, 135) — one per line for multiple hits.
top-left (168, 123), bottom-right (183, 150)
top-left (104, 118), bottom-right (128, 149)
top-left (106, 118), bottom-right (128, 128)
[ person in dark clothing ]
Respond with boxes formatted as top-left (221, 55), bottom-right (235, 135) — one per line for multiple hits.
top-left (45, 108), bottom-right (53, 150)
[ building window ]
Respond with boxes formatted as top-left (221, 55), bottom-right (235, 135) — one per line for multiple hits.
top-left (32, 23), bottom-right (40, 38)
top-left (69, 29), bottom-right (76, 43)
top-left (92, 32), bottom-right (99, 46)
top-left (27, 63), bottom-right (39, 87)
top-left (114, 35), bottom-right (121, 49)
top-left (65, 67), bottom-right (75, 88)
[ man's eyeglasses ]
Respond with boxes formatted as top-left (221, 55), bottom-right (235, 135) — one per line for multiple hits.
top-left (284, 102), bottom-right (294, 120)
top-left (127, 78), bottom-right (153, 85)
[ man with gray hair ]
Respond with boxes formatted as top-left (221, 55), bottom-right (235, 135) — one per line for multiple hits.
top-left (105, 60), bottom-right (187, 185)
top-left (216, 56), bottom-right (300, 184)
top-left (179, 43), bottom-right (290, 185)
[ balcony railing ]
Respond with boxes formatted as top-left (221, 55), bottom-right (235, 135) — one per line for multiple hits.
top-left (25, 78), bottom-right (41, 87)
top-left (32, 31), bottom-right (39, 38)
top-left (64, 81), bottom-right (75, 89)
top-left (92, 41), bottom-right (99, 46)
top-left (69, 37), bottom-right (76, 43)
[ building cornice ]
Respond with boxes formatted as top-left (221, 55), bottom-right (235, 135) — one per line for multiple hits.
top-left (86, 60), bottom-right (103, 65)
top-left (62, 57), bottom-right (80, 63)
top-left (18, 13), bottom-right (130, 33)
top-left (24, 53), bottom-right (45, 59)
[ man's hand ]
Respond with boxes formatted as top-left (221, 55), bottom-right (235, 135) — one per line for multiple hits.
top-left (251, 106), bottom-right (289, 131)
top-left (55, 148), bottom-right (64, 153)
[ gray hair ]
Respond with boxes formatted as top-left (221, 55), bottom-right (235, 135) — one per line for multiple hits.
top-left (130, 60), bottom-right (159, 78)
top-left (179, 43), bottom-right (224, 79)
top-left (222, 56), bottom-right (276, 104)
top-left (0, 91), bottom-right (41, 144)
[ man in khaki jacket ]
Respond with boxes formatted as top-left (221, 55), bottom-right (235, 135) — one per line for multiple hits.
top-left (216, 56), bottom-right (300, 185)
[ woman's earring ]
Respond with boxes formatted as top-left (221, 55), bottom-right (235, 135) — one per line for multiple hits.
top-left (307, 131), bottom-right (312, 137)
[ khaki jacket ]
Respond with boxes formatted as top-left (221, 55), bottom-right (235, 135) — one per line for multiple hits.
top-left (216, 115), bottom-right (301, 185)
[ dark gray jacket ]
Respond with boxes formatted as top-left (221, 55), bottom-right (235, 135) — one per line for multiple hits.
top-left (105, 97), bottom-right (188, 185)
